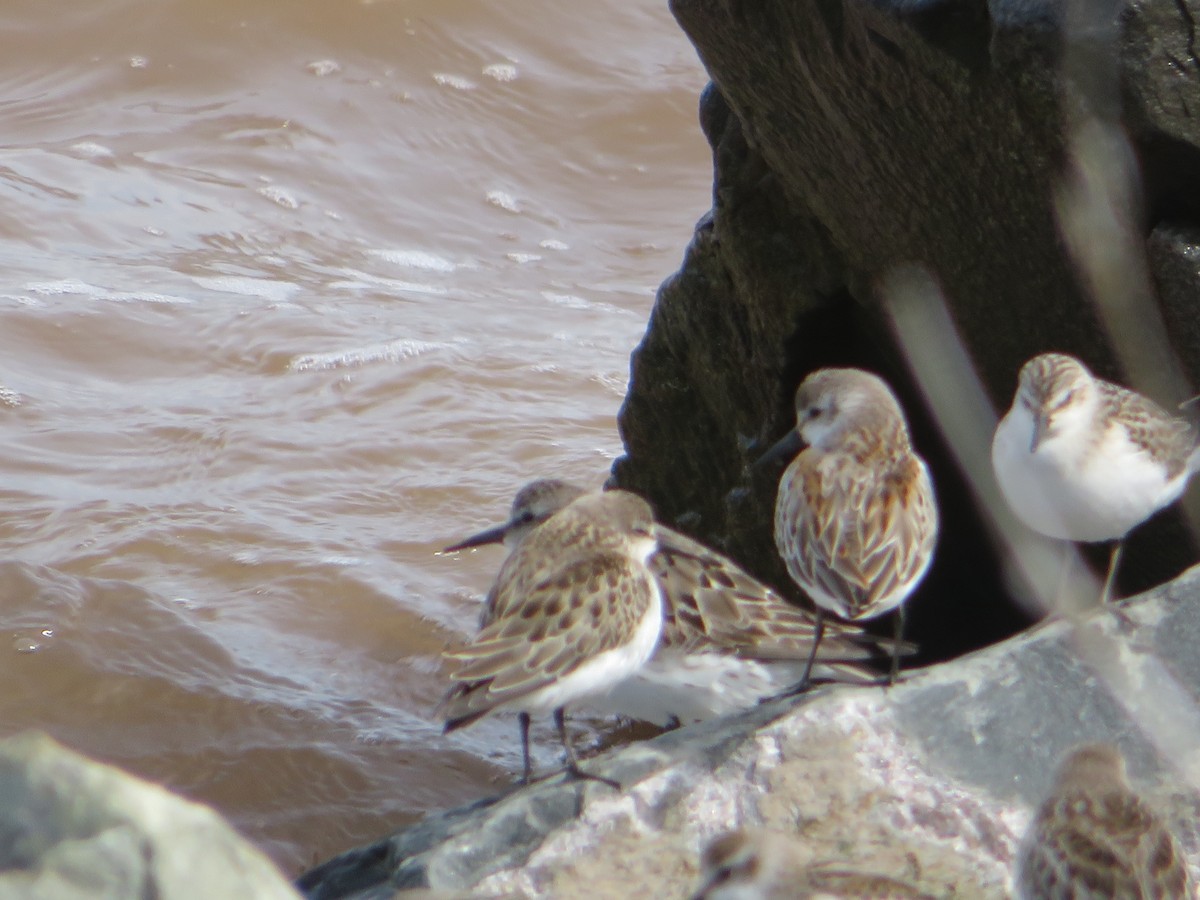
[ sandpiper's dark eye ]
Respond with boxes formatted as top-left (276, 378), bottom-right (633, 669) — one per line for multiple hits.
top-left (804, 406), bottom-right (820, 421)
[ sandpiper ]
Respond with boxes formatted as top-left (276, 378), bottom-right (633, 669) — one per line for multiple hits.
top-left (446, 479), bottom-right (902, 728)
top-left (992, 352), bottom-right (1200, 604)
top-left (1014, 743), bottom-right (1192, 899)
top-left (760, 368), bottom-right (938, 685)
top-left (693, 829), bottom-right (935, 899)
top-left (438, 489), bottom-right (663, 787)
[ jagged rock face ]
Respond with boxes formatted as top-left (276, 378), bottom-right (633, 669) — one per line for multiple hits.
top-left (297, 570), bottom-right (1200, 900)
top-left (612, 0), bottom-right (1200, 662)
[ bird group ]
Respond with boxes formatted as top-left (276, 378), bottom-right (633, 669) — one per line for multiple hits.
top-left (435, 352), bottom-right (1200, 894)
top-left (439, 366), bottom-right (935, 787)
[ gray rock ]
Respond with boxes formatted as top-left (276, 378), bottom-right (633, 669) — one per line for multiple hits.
top-left (0, 731), bottom-right (300, 900)
top-left (297, 569), bottom-right (1200, 899)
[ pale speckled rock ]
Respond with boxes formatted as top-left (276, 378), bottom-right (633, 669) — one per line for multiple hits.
top-left (298, 569), bottom-right (1200, 899)
top-left (0, 730), bottom-right (301, 900)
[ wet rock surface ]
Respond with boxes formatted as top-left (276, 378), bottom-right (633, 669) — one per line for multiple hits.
top-left (298, 568), bottom-right (1200, 899)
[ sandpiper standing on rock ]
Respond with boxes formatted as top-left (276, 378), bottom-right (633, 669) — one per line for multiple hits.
top-left (759, 368), bottom-right (938, 685)
top-left (438, 489), bottom-right (662, 787)
top-left (992, 352), bottom-right (1200, 604)
top-left (446, 479), bottom-right (903, 728)
top-left (1014, 743), bottom-right (1193, 899)
top-left (693, 829), bottom-right (935, 899)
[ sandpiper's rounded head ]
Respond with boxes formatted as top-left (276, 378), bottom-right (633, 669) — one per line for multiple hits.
top-left (693, 830), bottom-right (776, 900)
top-left (443, 479), bottom-right (586, 553)
top-left (511, 488), bottom-right (659, 568)
top-left (1051, 742), bottom-right (1128, 793)
top-left (792, 368), bottom-right (908, 451)
top-left (1015, 353), bottom-right (1098, 450)
top-left (505, 479), bottom-right (587, 543)
top-left (1015, 740), bottom-right (1192, 899)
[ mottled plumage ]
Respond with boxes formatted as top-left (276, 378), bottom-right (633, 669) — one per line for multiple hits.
top-left (438, 489), bottom-right (662, 784)
top-left (693, 829), bottom-right (935, 900)
top-left (1014, 743), bottom-right (1193, 900)
top-left (992, 353), bottom-right (1200, 602)
top-left (446, 479), bottom-right (901, 727)
top-left (764, 368), bottom-right (937, 684)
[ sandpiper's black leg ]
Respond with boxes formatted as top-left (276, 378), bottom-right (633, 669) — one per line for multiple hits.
top-left (1101, 541), bottom-right (1124, 605)
top-left (518, 712), bottom-right (532, 785)
top-left (888, 605), bottom-right (907, 685)
top-left (555, 708), bottom-right (620, 791)
top-left (799, 609), bottom-right (825, 689)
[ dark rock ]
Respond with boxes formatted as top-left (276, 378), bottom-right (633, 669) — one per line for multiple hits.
top-left (612, 0), bottom-right (1200, 664)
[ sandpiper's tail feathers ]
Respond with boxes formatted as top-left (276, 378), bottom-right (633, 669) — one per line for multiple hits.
top-left (439, 695), bottom-right (492, 734)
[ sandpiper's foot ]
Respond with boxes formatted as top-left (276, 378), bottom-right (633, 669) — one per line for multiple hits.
top-left (563, 762), bottom-right (621, 791)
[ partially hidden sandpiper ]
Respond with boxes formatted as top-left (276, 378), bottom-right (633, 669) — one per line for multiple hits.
top-left (760, 368), bottom-right (938, 685)
top-left (446, 479), bottom-right (905, 728)
top-left (437, 489), bottom-right (662, 787)
top-left (992, 352), bottom-right (1200, 604)
top-left (693, 829), bottom-right (935, 899)
top-left (1014, 742), bottom-right (1193, 899)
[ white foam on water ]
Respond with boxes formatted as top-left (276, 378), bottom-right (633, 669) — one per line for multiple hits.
top-left (24, 280), bottom-right (192, 304)
top-left (368, 248), bottom-right (458, 272)
top-left (257, 185), bottom-right (300, 209)
top-left (70, 142), bottom-right (114, 159)
top-left (192, 276), bottom-right (300, 303)
top-left (593, 372), bottom-right (629, 396)
top-left (288, 337), bottom-right (457, 372)
top-left (541, 290), bottom-right (632, 317)
top-left (482, 63), bottom-right (518, 82)
top-left (306, 59), bottom-right (342, 77)
top-left (321, 555), bottom-right (364, 567)
top-left (433, 72), bottom-right (477, 90)
top-left (485, 190), bottom-right (521, 213)
top-left (328, 274), bottom-right (448, 297)
top-left (26, 279), bottom-right (96, 295)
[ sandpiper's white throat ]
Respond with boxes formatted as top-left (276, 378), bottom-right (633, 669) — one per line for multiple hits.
top-left (438, 488), bottom-right (662, 787)
top-left (992, 352), bottom-right (1200, 602)
top-left (760, 368), bottom-right (938, 685)
top-left (1014, 743), bottom-right (1192, 899)
top-left (446, 479), bottom-right (903, 729)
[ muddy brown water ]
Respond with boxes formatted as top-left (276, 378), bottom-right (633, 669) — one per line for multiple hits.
top-left (0, 0), bottom-right (710, 875)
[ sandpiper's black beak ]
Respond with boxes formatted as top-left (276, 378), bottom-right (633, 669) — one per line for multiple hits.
top-left (1030, 412), bottom-right (1047, 453)
top-left (754, 429), bottom-right (803, 470)
top-left (443, 521), bottom-right (510, 553)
